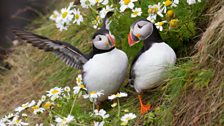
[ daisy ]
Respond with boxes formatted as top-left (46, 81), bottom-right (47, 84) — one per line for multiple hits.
top-left (56, 22), bottom-right (69, 31)
top-left (15, 100), bottom-right (36, 113)
top-left (99, 5), bottom-right (114, 19)
top-left (43, 101), bottom-right (54, 109)
top-left (60, 7), bottom-right (74, 23)
top-left (7, 116), bottom-right (29, 126)
top-left (155, 21), bottom-right (167, 31)
top-left (108, 92), bottom-right (128, 100)
top-left (64, 86), bottom-right (71, 92)
top-left (94, 109), bottom-right (110, 119)
top-left (119, 0), bottom-right (138, 12)
top-left (50, 10), bottom-right (60, 21)
top-left (73, 9), bottom-right (84, 25)
top-left (131, 8), bottom-right (142, 18)
top-left (32, 105), bottom-right (45, 114)
top-left (187, 0), bottom-right (201, 5)
top-left (83, 90), bottom-right (104, 102)
top-left (76, 74), bottom-right (83, 85)
top-left (162, 0), bottom-right (179, 13)
top-left (120, 113), bottom-right (137, 125)
top-left (47, 87), bottom-right (63, 101)
top-left (80, 0), bottom-right (93, 8)
top-left (55, 115), bottom-right (74, 126)
top-left (90, 0), bottom-right (109, 6)
top-left (147, 3), bottom-right (163, 23)
top-left (0, 119), bottom-right (6, 126)
top-left (94, 121), bottom-right (105, 126)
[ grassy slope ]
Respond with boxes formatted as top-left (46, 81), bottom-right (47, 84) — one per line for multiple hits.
top-left (2, 0), bottom-right (224, 126)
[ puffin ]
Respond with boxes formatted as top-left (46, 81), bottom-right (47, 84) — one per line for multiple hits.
top-left (128, 19), bottom-right (176, 114)
top-left (12, 12), bottom-right (128, 105)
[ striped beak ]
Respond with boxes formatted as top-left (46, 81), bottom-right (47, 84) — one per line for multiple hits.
top-left (128, 31), bottom-right (140, 47)
top-left (106, 34), bottom-right (116, 47)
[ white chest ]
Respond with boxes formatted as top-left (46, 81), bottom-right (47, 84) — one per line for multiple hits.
top-left (83, 48), bottom-right (128, 101)
top-left (133, 42), bottom-right (176, 93)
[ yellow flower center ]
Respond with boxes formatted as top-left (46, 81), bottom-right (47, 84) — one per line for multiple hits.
top-left (169, 19), bottom-right (178, 28)
top-left (116, 93), bottom-right (121, 97)
top-left (75, 14), bottom-right (79, 20)
top-left (79, 84), bottom-right (85, 89)
top-left (77, 78), bottom-right (81, 83)
top-left (165, 0), bottom-right (172, 6)
top-left (96, 0), bottom-right (100, 2)
top-left (15, 119), bottom-right (21, 124)
top-left (44, 102), bottom-right (52, 109)
top-left (32, 105), bottom-right (39, 111)
top-left (51, 89), bottom-right (59, 94)
top-left (90, 91), bottom-right (97, 95)
top-left (158, 22), bottom-right (164, 26)
top-left (148, 7), bottom-right (158, 14)
top-left (124, 0), bottom-right (130, 5)
top-left (133, 11), bottom-right (139, 15)
top-left (62, 11), bottom-right (68, 19)
top-left (166, 10), bottom-right (174, 17)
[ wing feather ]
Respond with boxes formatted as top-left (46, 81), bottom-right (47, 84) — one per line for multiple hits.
top-left (12, 29), bottom-right (88, 69)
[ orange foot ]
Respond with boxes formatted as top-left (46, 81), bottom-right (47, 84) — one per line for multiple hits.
top-left (140, 104), bottom-right (151, 114)
top-left (138, 95), bottom-right (152, 115)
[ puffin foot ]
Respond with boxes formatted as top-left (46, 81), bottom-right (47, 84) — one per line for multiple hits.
top-left (138, 95), bottom-right (151, 115)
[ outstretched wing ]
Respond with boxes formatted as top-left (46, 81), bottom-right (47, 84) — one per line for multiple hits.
top-left (12, 29), bottom-right (88, 69)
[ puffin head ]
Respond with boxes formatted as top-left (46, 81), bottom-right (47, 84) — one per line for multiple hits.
top-left (92, 12), bottom-right (115, 50)
top-left (128, 19), bottom-right (155, 46)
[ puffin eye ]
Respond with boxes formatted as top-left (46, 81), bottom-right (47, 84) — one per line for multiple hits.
top-left (99, 37), bottom-right (102, 41)
top-left (137, 24), bottom-right (143, 29)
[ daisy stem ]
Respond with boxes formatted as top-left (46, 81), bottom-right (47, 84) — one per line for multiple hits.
top-left (117, 98), bottom-right (120, 118)
top-left (93, 102), bottom-right (95, 112)
top-left (69, 92), bottom-right (79, 115)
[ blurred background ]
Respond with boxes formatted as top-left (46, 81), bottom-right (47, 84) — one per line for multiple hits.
top-left (0, 0), bottom-right (53, 70)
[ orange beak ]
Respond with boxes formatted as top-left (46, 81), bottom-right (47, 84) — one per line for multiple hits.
top-left (106, 34), bottom-right (116, 47)
top-left (128, 32), bottom-right (140, 47)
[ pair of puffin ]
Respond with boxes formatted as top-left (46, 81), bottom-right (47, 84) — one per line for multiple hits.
top-left (13, 13), bottom-right (176, 114)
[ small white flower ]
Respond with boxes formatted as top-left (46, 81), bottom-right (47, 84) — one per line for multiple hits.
top-left (47, 87), bottom-right (63, 101)
top-left (32, 105), bottom-right (45, 115)
top-left (111, 102), bottom-right (117, 107)
top-left (15, 100), bottom-right (36, 113)
top-left (80, 0), bottom-right (93, 8)
top-left (162, 0), bottom-right (179, 13)
top-left (55, 115), bottom-right (74, 126)
top-left (147, 2), bottom-right (163, 23)
top-left (76, 74), bottom-right (83, 85)
top-left (121, 113), bottom-right (137, 125)
top-left (7, 116), bottom-right (29, 126)
top-left (187, 0), bottom-right (201, 5)
top-left (90, 0), bottom-right (109, 5)
top-left (108, 92), bottom-right (128, 100)
top-left (41, 95), bottom-right (47, 102)
top-left (99, 5), bottom-right (114, 19)
top-left (94, 109), bottom-right (109, 119)
top-left (64, 86), bottom-right (71, 93)
top-left (94, 121), bottom-right (105, 126)
top-left (56, 22), bottom-right (68, 31)
top-left (73, 9), bottom-right (84, 25)
top-left (21, 113), bottom-right (28, 117)
top-left (36, 123), bottom-right (44, 126)
top-left (0, 119), bottom-right (6, 126)
top-left (50, 10), bottom-right (60, 21)
top-left (60, 8), bottom-right (74, 23)
top-left (119, 0), bottom-right (138, 12)
top-left (83, 90), bottom-right (104, 102)
top-left (131, 8), bottom-right (142, 18)
top-left (155, 21), bottom-right (167, 31)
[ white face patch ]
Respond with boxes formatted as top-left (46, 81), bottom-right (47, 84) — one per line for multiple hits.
top-left (93, 35), bottom-right (112, 50)
top-left (133, 21), bottom-right (153, 40)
